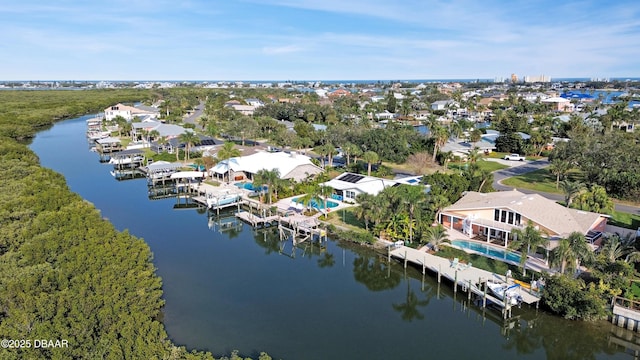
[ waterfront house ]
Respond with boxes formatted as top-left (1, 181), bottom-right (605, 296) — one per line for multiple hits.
top-left (208, 151), bottom-right (323, 182)
top-left (104, 103), bottom-right (159, 121)
top-left (438, 190), bottom-right (608, 251)
top-left (321, 172), bottom-right (425, 203)
top-left (132, 119), bottom-right (190, 141)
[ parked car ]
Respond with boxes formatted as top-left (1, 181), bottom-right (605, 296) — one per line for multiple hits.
top-left (504, 153), bottom-right (526, 161)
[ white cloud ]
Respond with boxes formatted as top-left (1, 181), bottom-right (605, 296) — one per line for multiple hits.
top-left (262, 44), bottom-right (304, 55)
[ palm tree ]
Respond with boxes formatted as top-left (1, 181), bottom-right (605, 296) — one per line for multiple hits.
top-left (298, 184), bottom-right (318, 214)
top-left (120, 121), bottom-right (132, 140)
top-left (400, 185), bottom-right (426, 243)
top-left (469, 128), bottom-right (483, 144)
top-left (385, 213), bottom-right (406, 241)
top-left (560, 180), bottom-right (584, 207)
top-left (113, 115), bottom-right (127, 137)
top-left (179, 131), bottom-right (200, 161)
top-left (139, 128), bottom-right (149, 144)
top-left (431, 125), bottom-right (449, 162)
top-left (156, 136), bottom-right (169, 154)
top-left (313, 143), bottom-right (331, 168)
top-left (509, 222), bottom-right (548, 276)
top-left (254, 168), bottom-right (280, 204)
top-left (354, 193), bottom-right (376, 231)
top-left (422, 225), bottom-right (449, 251)
top-left (599, 233), bottom-right (640, 264)
top-left (468, 147), bottom-right (481, 164)
top-left (149, 129), bottom-right (160, 144)
top-left (341, 142), bottom-right (360, 166)
top-left (318, 185), bottom-right (334, 219)
top-left (362, 150), bottom-right (379, 176)
top-left (550, 231), bottom-right (594, 274)
top-left (548, 159), bottom-right (572, 189)
top-left (549, 238), bottom-right (572, 274)
top-left (216, 141), bottom-right (241, 182)
top-left (441, 151), bottom-right (453, 170)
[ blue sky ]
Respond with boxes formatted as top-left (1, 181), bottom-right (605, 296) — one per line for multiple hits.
top-left (2, 0), bottom-right (640, 81)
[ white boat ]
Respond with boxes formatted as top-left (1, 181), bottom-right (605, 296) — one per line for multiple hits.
top-left (486, 281), bottom-right (523, 306)
top-left (87, 130), bottom-right (111, 140)
top-left (206, 192), bottom-right (241, 209)
top-left (109, 155), bottom-right (144, 165)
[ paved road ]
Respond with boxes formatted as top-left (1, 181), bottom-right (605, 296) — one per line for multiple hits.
top-left (184, 100), bottom-right (205, 129)
top-left (491, 158), bottom-right (640, 214)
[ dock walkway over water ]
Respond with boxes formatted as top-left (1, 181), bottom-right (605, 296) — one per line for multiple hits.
top-left (390, 245), bottom-right (541, 316)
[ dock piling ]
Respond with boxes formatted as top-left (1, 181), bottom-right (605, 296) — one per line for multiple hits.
top-left (454, 270), bottom-right (458, 293)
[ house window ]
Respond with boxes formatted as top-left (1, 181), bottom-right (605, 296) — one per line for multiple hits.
top-left (346, 191), bottom-right (355, 199)
top-left (500, 211), bottom-right (507, 223)
top-left (515, 213), bottom-right (521, 225)
top-left (494, 209), bottom-right (500, 221)
top-left (508, 212), bottom-right (514, 225)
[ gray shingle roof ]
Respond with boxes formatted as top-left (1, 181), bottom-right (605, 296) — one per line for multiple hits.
top-left (443, 190), bottom-right (604, 237)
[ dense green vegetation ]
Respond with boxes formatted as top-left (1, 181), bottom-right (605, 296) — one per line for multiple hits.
top-left (4, 80), bottom-right (640, 355)
top-left (0, 90), bottom-right (271, 359)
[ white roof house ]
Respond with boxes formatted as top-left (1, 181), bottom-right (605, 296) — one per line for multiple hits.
top-left (541, 97), bottom-right (574, 112)
top-left (431, 100), bottom-right (457, 111)
top-left (104, 103), bottom-right (159, 121)
top-left (321, 172), bottom-right (426, 203)
top-left (440, 139), bottom-right (496, 159)
top-left (209, 151), bottom-right (323, 182)
top-left (132, 119), bottom-right (190, 139)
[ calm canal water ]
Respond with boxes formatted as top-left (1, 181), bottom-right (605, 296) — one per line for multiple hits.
top-left (30, 116), bottom-right (637, 359)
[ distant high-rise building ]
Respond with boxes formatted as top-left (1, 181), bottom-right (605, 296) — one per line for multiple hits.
top-left (511, 73), bottom-right (519, 83)
top-left (523, 75), bottom-right (551, 83)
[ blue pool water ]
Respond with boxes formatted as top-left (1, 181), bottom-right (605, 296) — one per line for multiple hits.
top-left (234, 182), bottom-right (267, 191)
top-left (189, 164), bottom-right (206, 171)
top-left (451, 240), bottom-right (522, 263)
top-left (292, 197), bottom-right (339, 210)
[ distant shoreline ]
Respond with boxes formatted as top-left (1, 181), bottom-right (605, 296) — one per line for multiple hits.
top-left (2, 77), bottom-right (640, 84)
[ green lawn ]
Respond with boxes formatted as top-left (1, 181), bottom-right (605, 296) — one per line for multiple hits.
top-left (325, 208), bottom-right (367, 231)
top-left (485, 151), bottom-right (546, 161)
top-left (501, 168), bottom-right (583, 194)
top-left (501, 169), bottom-right (562, 194)
top-left (609, 210), bottom-right (640, 230)
top-left (449, 159), bottom-right (509, 173)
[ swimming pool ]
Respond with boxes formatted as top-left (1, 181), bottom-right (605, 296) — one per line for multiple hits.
top-left (450, 240), bottom-right (522, 264)
top-left (234, 182), bottom-right (267, 191)
top-left (292, 197), bottom-right (339, 210)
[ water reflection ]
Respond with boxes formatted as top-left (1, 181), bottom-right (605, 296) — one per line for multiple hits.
top-left (392, 276), bottom-right (433, 322)
top-left (352, 254), bottom-right (402, 291)
top-left (317, 252), bottom-right (335, 268)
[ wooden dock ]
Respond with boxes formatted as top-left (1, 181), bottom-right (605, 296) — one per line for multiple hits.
top-left (389, 245), bottom-right (541, 317)
top-left (235, 210), bottom-right (280, 227)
